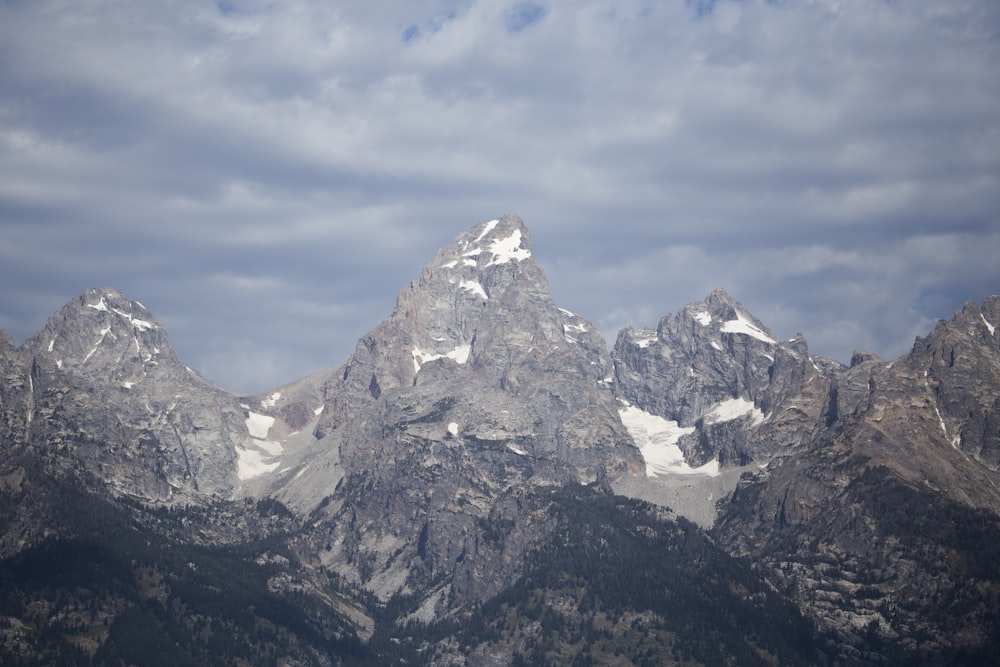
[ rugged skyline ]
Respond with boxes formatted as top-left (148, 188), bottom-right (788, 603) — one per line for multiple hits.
top-left (2, 0), bottom-right (998, 392)
top-left (3, 214), bottom-right (998, 663)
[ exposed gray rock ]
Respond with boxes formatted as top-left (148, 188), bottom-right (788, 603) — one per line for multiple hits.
top-left (0, 328), bottom-right (26, 447)
top-left (714, 297), bottom-right (1000, 660)
top-left (2, 217), bottom-right (999, 664)
top-left (907, 296), bottom-right (1000, 470)
top-left (610, 288), bottom-right (844, 526)
top-left (9, 288), bottom-right (243, 504)
top-left (251, 215), bottom-right (642, 608)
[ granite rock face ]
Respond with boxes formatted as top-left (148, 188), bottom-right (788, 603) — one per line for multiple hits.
top-left (712, 297), bottom-right (1000, 661)
top-left (612, 288), bottom-right (843, 469)
top-left (609, 289), bottom-right (1000, 660)
top-left (608, 289), bottom-right (843, 527)
top-left (4, 289), bottom-right (243, 509)
top-left (909, 296), bottom-right (1000, 470)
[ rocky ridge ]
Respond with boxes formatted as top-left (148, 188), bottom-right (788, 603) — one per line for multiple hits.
top-left (609, 288), bottom-right (843, 526)
top-left (608, 286), bottom-right (1000, 659)
top-left (1, 215), bottom-right (998, 664)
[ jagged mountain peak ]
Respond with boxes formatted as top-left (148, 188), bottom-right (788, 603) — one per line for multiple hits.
top-left (416, 214), bottom-right (539, 311)
top-left (430, 214), bottom-right (532, 272)
top-left (944, 296), bottom-right (999, 341)
top-left (675, 288), bottom-right (777, 345)
top-left (6, 287), bottom-right (245, 503)
top-left (611, 289), bottom-right (840, 525)
top-left (260, 215), bottom-right (641, 604)
top-left (614, 289), bottom-right (784, 421)
top-left (23, 287), bottom-right (177, 385)
top-left (616, 288), bottom-right (778, 353)
top-left (336, 215), bottom-right (604, 398)
top-left (68, 287), bottom-right (158, 325)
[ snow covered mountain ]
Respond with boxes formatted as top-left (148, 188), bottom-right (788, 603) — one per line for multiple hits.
top-left (1, 215), bottom-right (998, 665)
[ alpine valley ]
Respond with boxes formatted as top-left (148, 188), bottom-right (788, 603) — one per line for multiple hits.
top-left (1, 215), bottom-right (998, 666)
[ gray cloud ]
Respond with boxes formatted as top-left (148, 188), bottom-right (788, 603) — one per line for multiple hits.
top-left (1, 0), bottom-right (998, 392)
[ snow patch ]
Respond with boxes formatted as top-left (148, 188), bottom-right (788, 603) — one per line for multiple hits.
top-left (635, 335), bottom-right (657, 348)
top-left (506, 443), bottom-right (528, 456)
top-left (710, 341), bottom-right (724, 352)
top-left (558, 307), bottom-right (575, 317)
top-left (313, 405), bottom-right (324, 416)
top-left (720, 311), bottom-right (776, 344)
top-left (440, 260), bottom-right (458, 269)
top-left (246, 411), bottom-right (275, 439)
top-left (486, 229), bottom-right (531, 266)
top-left (619, 405), bottom-right (719, 477)
top-left (447, 422), bottom-right (459, 436)
top-left (240, 410), bottom-right (284, 480)
top-left (86, 297), bottom-right (108, 312)
top-left (412, 344), bottom-right (471, 373)
top-left (111, 306), bottom-right (155, 331)
top-left (693, 311), bottom-right (712, 326)
top-left (704, 397), bottom-right (765, 425)
top-left (236, 447), bottom-right (281, 480)
top-left (462, 258), bottom-right (478, 268)
top-left (475, 219), bottom-right (499, 242)
top-left (47, 338), bottom-right (55, 352)
top-left (982, 313), bottom-right (996, 335)
top-left (261, 391), bottom-right (281, 408)
top-left (459, 279), bottom-right (488, 300)
top-left (933, 404), bottom-right (958, 448)
top-left (255, 439), bottom-right (284, 456)
top-left (630, 328), bottom-right (657, 348)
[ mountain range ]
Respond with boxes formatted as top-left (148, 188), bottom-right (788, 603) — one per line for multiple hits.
top-left (1, 214), bottom-right (998, 665)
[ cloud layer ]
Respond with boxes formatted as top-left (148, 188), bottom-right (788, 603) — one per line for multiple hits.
top-left (2, 0), bottom-right (998, 392)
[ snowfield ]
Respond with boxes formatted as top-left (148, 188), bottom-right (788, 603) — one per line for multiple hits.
top-left (619, 404), bottom-right (720, 477)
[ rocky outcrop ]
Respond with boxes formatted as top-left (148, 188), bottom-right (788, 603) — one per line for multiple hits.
top-left (4, 288), bottom-right (244, 504)
top-left (608, 289), bottom-right (843, 527)
top-left (713, 298), bottom-right (1000, 662)
top-left (610, 290), bottom-right (1000, 661)
top-left (612, 288), bottom-right (843, 469)
top-left (0, 328), bottom-right (25, 447)
top-left (908, 296), bottom-right (1000, 469)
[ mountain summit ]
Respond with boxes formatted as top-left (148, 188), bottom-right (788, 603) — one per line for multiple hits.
top-left (250, 214), bottom-right (642, 607)
top-left (10, 287), bottom-right (243, 503)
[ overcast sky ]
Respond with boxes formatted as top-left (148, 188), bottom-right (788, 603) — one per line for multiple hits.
top-left (2, 0), bottom-right (998, 393)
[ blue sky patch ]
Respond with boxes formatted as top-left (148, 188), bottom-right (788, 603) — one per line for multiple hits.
top-left (505, 2), bottom-right (547, 33)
